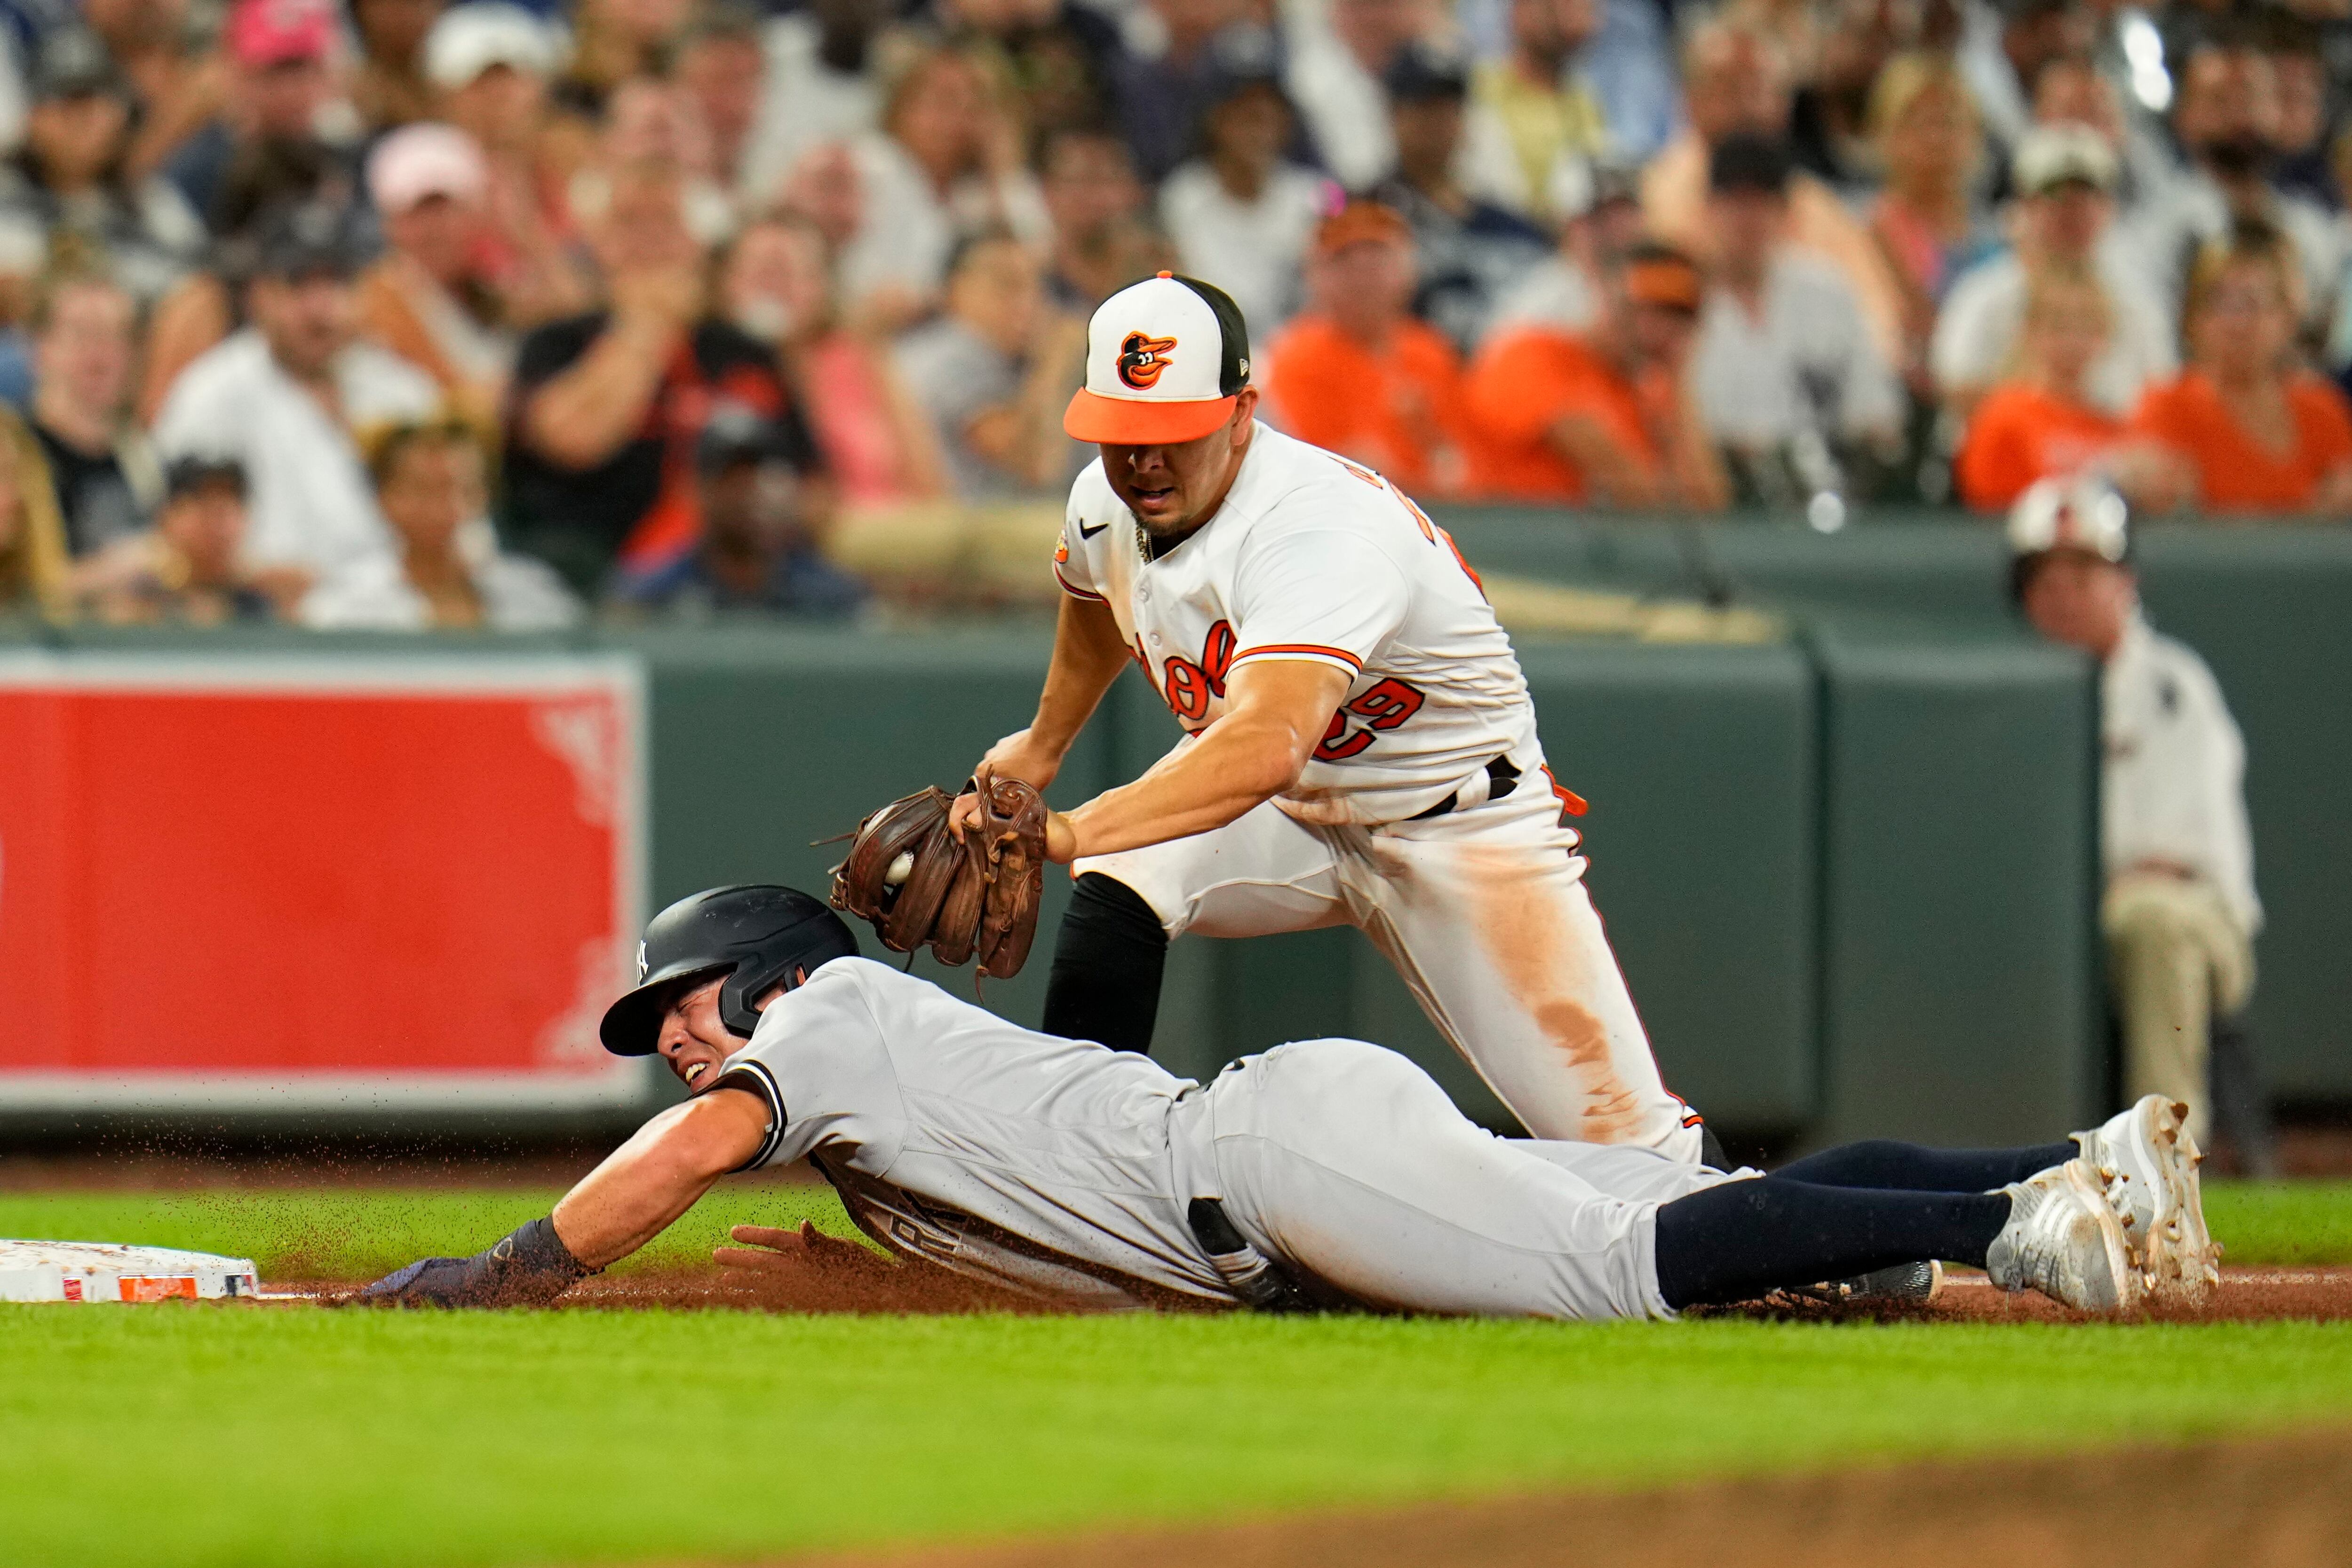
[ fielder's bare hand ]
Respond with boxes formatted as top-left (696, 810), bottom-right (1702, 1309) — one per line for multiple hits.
top-left (949, 752), bottom-right (1079, 863)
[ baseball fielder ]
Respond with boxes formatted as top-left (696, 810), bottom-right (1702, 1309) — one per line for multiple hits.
top-left (361, 887), bottom-right (2216, 1317)
top-left (960, 271), bottom-right (1704, 1160)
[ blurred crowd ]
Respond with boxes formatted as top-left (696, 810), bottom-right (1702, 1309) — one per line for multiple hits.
top-left (0, 0), bottom-right (2350, 630)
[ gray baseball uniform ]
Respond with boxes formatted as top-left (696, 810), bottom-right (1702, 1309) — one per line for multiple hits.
top-left (711, 958), bottom-right (1742, 1319)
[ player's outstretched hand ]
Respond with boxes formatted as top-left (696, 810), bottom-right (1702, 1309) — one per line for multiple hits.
top-left (714, 1221), bottom-right (894, 1285)
top-left (712, 1221), bottom-right (1033, 1312)
top-left (358, 1256), bottom-right (474, 1304)
top-left (350, 1218), bottom-right (592, 1308)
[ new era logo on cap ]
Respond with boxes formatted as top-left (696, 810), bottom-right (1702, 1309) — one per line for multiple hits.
top-left (1065, 273), bottom-right (1252, 444)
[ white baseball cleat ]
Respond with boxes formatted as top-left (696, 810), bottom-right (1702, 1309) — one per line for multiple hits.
top-left (1986, 1162), bottom-right (2143, 1314)
top-left (2072, 1095), bottom-right (2221, 1300)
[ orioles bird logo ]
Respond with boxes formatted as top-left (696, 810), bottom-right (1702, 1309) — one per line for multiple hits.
top-left (1116, 331), bottom-right (1178, 390)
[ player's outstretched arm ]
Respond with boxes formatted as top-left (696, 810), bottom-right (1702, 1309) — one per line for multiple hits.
top-left (550, 1090), bottom-right (771, 1267)
top-left (1057, 657), bottom-right (1351, 860)
top-left (356, 1089), bottom-right (770, 1307)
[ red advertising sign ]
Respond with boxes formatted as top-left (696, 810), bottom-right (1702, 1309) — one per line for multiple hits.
top-left (0, 655), bottom-right (644, 1109)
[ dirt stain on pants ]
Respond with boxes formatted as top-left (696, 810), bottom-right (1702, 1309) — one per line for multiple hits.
top-left (1454, 843), bottom-right (1645, 1143)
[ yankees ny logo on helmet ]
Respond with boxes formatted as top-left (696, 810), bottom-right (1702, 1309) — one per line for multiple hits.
top-left (1116, 332), bottom-right (1178, 390)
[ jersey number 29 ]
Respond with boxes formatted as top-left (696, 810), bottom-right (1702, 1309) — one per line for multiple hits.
top-left (1314, 678), bottom-right (1426, 762)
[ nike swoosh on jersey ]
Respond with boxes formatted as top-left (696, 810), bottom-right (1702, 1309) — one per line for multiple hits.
top-left (1077, 520), bottom-right (1109, 539)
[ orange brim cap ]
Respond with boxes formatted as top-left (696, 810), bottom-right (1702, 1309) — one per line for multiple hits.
top-left (1064, 387), bottom-right (1239, 443)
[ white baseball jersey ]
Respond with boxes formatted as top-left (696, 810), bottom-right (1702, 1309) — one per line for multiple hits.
top-left (2102, 612), bottom-right (2260, 934)
top-left (709, 958), bottom-right (1737, 1318)
top-left (1054, 421), bottom-right (1566, 826)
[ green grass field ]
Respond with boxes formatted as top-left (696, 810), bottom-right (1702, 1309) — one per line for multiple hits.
top-left (4, 1181), bottom-right (2351, 1568)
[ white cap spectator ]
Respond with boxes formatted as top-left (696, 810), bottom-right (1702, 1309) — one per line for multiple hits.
top-left (423, 3), bottom-right (568, 93)
top-left (1932, 122), bottom-right (2177, 420)
top-left (2013, 122), bottom-right (2118, 198)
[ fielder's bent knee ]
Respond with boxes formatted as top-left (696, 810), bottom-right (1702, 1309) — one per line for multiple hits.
top-left (1041, 873), bottom-right (1170, 1053)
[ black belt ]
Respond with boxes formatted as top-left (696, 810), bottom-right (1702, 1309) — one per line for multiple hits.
top-left (1406, 755), bottom-right (1521, 822)
top-left (1188, 1197), bottom-right (1315, 1313)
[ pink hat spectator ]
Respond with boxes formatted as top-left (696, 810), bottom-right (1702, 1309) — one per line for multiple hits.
top-left (226, 0), bottom-right (334, 68)
top-left (369, 123), bottom-right (490, 215)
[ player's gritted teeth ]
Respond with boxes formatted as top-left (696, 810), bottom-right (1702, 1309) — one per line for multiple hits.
top-left (660, 1035), bottom-right (730, 1092)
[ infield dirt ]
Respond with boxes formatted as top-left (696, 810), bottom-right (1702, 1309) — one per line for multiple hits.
top-left (270, 1262), bottom-right (2352, 1322)
top-left (771, 1425), bottom-right (2352, 1568)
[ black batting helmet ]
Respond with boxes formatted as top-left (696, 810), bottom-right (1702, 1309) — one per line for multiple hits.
top-left (599, 885), bottom-right (858, 1055)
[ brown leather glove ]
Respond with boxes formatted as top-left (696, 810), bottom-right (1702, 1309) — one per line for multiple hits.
top-left (827, 770), bottom-right (1049, 980)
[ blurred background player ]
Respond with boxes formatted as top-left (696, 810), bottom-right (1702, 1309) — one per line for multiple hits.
top-left (2006, 477), bottom-right (2273, 1171)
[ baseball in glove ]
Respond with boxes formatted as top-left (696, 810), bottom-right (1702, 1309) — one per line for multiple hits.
top-left (827, 771), bottom-right (1050, 980)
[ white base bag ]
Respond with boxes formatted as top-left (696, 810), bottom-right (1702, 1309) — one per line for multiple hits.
top-left (0, 1240), bottom-right (261, 1302)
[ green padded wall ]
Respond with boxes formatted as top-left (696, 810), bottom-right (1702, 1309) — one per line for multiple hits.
top-left (1812, 630), bottom-right (2102, 1145)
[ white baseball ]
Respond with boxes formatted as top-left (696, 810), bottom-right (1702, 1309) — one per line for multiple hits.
top-left (886, 851), bottom-right (916, 887)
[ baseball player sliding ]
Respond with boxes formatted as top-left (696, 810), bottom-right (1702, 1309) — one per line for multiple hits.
top-left (942, 270), bottom-right (1704, 1160)
top-left (359, 887), bottom-right (2217, 1318)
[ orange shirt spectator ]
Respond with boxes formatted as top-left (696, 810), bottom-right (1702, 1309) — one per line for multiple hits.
top-left (1463, 328), bottom-right (1652, 501)
top-left (2130, 230), bottom-right (2352, 515)
top-left (2132, 372), bottom-right (2352, 514)
top-left (1463, 241), bottom-right (1727, 510)
top-left (1957, 385), bottom-right (2124, 511)
top-left (1264, 315), bottom-right (1474, 497)
top-left (1953, 265), bottom-right (2177, 513)
top-left (1262, 201), bottom-right (1481, 498)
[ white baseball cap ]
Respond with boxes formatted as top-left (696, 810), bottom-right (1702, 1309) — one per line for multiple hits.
top-left (424, 2), bottom-right (565, 91)
top-left (2007, 475), bottom-right (2130, 562)
top-left (2012, 123), bottom-right (2118, 197)
top-left (1064, 271), bottom-right (1252, 445)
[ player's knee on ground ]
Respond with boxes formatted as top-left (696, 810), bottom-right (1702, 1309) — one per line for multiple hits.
top-left (1042, 873), bottom-right (1169, 1053)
